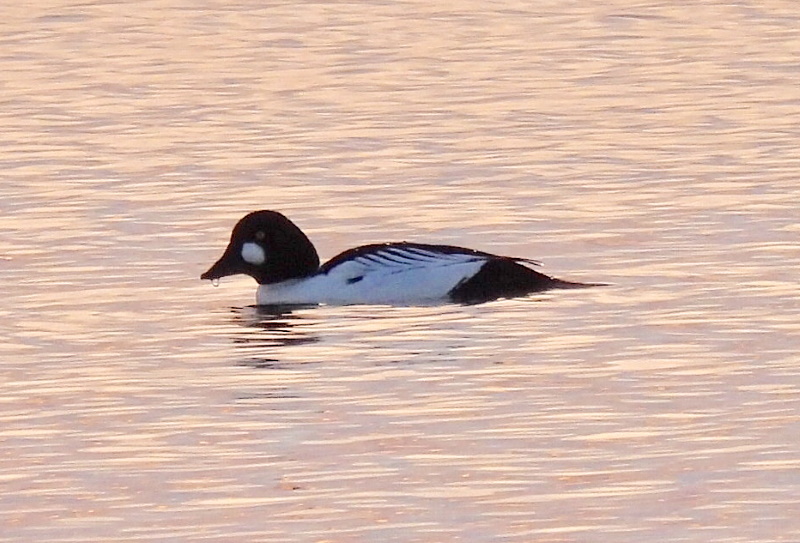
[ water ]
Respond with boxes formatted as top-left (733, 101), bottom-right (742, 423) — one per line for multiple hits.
top-left (2, 1), bottom-right (799, 541)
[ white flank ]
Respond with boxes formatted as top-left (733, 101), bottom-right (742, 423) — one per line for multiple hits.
top-left (241, 242), bottom-right (266, 265)
top-left (256, 247), bottom-right (488, 306)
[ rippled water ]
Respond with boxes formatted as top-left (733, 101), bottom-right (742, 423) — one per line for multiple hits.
top-left (2, 1), bottom-right (799, 541)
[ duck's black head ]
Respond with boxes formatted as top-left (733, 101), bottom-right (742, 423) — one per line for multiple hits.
top-left (201, 210), bottom-right (321, 285)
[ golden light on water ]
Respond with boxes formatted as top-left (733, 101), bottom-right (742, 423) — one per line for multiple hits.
top-left (1, 0), bottom-right (799, 541)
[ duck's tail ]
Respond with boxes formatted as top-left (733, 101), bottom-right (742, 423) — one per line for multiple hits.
top-left (548, 278), bottom-right (609, 289)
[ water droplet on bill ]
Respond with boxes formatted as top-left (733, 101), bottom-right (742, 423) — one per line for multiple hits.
top-left (211, 278), bottom-right (219, 287)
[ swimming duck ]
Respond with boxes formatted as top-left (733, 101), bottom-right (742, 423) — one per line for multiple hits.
top-left (201, 210), bottom-right (595, 305)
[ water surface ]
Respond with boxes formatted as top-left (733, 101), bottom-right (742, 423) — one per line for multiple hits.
top-left (1, 1), bottom-right (799, 541)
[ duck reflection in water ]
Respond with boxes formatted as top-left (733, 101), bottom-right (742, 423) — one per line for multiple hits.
top-left (228, 305), bottom-right (320, 369)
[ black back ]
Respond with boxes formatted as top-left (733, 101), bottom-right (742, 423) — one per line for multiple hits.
top-left (449, 258), bottom-right (561, 304)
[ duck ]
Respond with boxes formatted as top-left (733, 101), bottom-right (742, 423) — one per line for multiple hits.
top-left (201, 210), bottom-right (597, 306)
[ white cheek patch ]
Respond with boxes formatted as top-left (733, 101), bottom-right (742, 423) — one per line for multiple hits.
top-left (241, 242), bottom-right (266, 265)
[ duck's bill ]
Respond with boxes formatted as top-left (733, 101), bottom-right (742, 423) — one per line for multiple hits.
top-left (201, 251), bottom-right (240, 281)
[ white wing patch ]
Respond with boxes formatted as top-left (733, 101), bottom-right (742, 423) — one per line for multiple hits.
top-left (321, 246), bottom-right (489, 304)
top-left (349, 246), bottom-right (483, 273)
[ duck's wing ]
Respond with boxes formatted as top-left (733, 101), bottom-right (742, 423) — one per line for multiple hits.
top-left (319, 242), bottom-right (534, 276)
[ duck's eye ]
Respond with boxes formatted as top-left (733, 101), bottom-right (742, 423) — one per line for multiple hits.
top-left (255, 230), bottom-right (266, 241)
